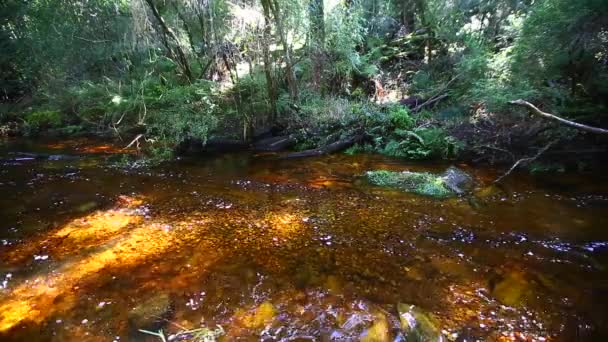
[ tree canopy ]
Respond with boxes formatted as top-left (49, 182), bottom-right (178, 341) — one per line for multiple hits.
top-left (1, 0), bottom-right (607, 165)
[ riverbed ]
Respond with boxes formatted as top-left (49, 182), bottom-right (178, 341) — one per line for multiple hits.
top-left (0, 138), bottom-right (607, 341)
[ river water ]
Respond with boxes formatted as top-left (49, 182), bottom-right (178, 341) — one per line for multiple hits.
top-left (0, 138), bottom-right (607, 341)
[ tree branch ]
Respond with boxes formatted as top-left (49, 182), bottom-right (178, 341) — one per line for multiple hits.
top-left (509, 99), bottom-right (608, 134)
top-left (494, 140), bottom-right (556, 183)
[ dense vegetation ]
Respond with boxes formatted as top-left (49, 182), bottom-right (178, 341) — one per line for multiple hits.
top-left (1, 0), bottom-right (607, 169)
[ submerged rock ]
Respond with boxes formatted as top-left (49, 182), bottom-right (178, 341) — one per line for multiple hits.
top-left (128, 293), bottom-right (173, 332)
top-left (397, 303), bottom-right (443, 341)
top-left (238, 301), bottom-right (277, 329)
top-left (366, 167), bottom-right (474, 198)
top-left (440, 166), bottom-right (474, 195)
top-left (361, 313), bottom-right (390, 342)
top-left (489, 269), bottom-right (532, 307)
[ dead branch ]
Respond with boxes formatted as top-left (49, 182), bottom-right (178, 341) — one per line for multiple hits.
top-left (412, 94), bottom-right (448, 112)
top-left (494, 141), bottom-right (556, 183)
top-left (509, 99), bottom-right (608, 134)
top-left (125, 134), bottom-right (144, 150)
top-left (411, 75), bottom-right (459, 113)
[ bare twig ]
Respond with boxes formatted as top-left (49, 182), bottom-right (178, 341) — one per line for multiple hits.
top-left (494, 140), bottom-right (556, 183)
top-left (75, 36), bottom-right (111, 43)
top-left (475, 144), bottom-right (516, 161)
top-left (509, 99), bottom-right (608, 134)
top-left (138, 329), bottom-right (168, 342)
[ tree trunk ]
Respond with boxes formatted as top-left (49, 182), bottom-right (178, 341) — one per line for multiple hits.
top-left (261, 0), bottom-right (278, 123)
top-left (268, 0), bottom-right (299, 101)
top-left (144, 0), bottom-right (193, 82)
top-left (309, 0), bottom-right (325, 91)
top-left (174, 4), bottom-right (203, 71)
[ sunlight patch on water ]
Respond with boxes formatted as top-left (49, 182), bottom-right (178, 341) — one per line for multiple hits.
top-left (0, 196), bottom-right (182, 333)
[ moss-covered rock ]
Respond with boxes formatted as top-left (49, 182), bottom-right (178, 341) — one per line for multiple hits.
top-left (366, 167), bottom-right (474, 198)
top-left (366, 170), bottom-right (452, 198)
top-left (397, 303), bottom-right (443, 341)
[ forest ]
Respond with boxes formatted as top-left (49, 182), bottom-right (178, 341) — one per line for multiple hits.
top-left (1, 1), bottom-right (608, 341)
top-left (2, 0), bottom-right (608, 169)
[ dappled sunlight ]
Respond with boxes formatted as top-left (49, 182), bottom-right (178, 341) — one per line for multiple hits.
top-left (2, 196), bottom-right (148, 266)
top-left (266, 211), bottom-right (305, 238)
top-left (77, 144), bottom-right (133, 154)
top-left (0, 195), bottom-right (183, 333)
top-left (1, 139), bottom-right (607, 340)
top-left (0, 219), bottom-right (182, 333)
top-left (42, 139), bottom-right (133, 154)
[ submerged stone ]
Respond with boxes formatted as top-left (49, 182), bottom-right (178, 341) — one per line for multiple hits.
top-left (239, 301), bottom-right (277, 329)
top-left (361, 313), bottom-right (390, 342)
top-left (441, 166), bottom-right (474, 195)
top-left (366, 167), bottom-right (474, 198)
top-left (75, 201), bottom-right (98, 213)
top-left (397, 303), bottom-right (443, 341)
top-left (128, 293), bottom-right (173, 332)
top-left (489, 269), bottom-right (531, 307)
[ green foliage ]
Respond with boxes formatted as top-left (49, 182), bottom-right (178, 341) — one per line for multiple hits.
top-left (455, 41), bottom-right (539, 111)
top-left (380, 127), bottom-right (460, 160)
top-left (324, 0), bottom-right (378, 91)
top-left (388, 105), bottom-right (414, 130)
top-left (366, 170), bottom-right (453, 198)
top-left (23, 110), bottom-right (63, 133)
top-left (3, 0), bottom-right (607, 167)
top-left (145, 81), bottom-right (219, 145)
top-left (529, 162), bottom-right (566, 175)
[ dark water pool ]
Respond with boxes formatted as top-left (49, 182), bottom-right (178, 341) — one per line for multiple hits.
top-left (0, 138), bottom-right (607, 341)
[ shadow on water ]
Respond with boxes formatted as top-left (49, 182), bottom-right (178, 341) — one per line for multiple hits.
top-left (0, 138), bottom-right (607, 341)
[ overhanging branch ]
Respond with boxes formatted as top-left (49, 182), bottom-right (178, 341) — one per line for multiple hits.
top-left (509, 99), bottom-right (608, 134)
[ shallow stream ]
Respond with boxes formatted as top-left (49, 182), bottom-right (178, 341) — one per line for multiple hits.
top-left (0, 138), bottom-right (607, 341)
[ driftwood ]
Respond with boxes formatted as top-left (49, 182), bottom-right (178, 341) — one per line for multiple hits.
top-left (494, 140), bottom-right (556, 183)
top-left (283, 135), bottom-right (364, 159)
top-left (509, 99), bottom-right (608, 134)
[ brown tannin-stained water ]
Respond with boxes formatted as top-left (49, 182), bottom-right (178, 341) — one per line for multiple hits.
top-left (0, 138), bottom-right (607, 341)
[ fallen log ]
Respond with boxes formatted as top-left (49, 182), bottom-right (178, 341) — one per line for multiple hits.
top-left (253, 135), bottom-right (297, 151)
top-left (509, 99), bottom-right (608, 134)
top-left (282, 135), bottom-right (364, 159)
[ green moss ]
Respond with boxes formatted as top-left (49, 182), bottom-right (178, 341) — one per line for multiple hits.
top-left (366, 170), bottom-right (453, 198)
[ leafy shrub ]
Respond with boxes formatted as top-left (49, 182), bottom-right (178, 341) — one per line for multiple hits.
top-left (387, 105), bottom-right (414, 130)
top-left (379, 127), bottom-right (461, 160)
top-left (24, 110), bottom-right (63, 132)
top-left (145, 81), bottom-right (219, 146)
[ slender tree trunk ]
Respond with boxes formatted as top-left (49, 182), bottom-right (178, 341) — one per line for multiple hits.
top-left (309, 0), bottom-right (324, 91)
top-left (261, 0), bottom-right (278, 122)
top-left (268, 0), bottom-right (299, 101)
top-left (174, 4), bottom-right (203, 71)
top-left (144, 0), bottom-right (193, 82)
